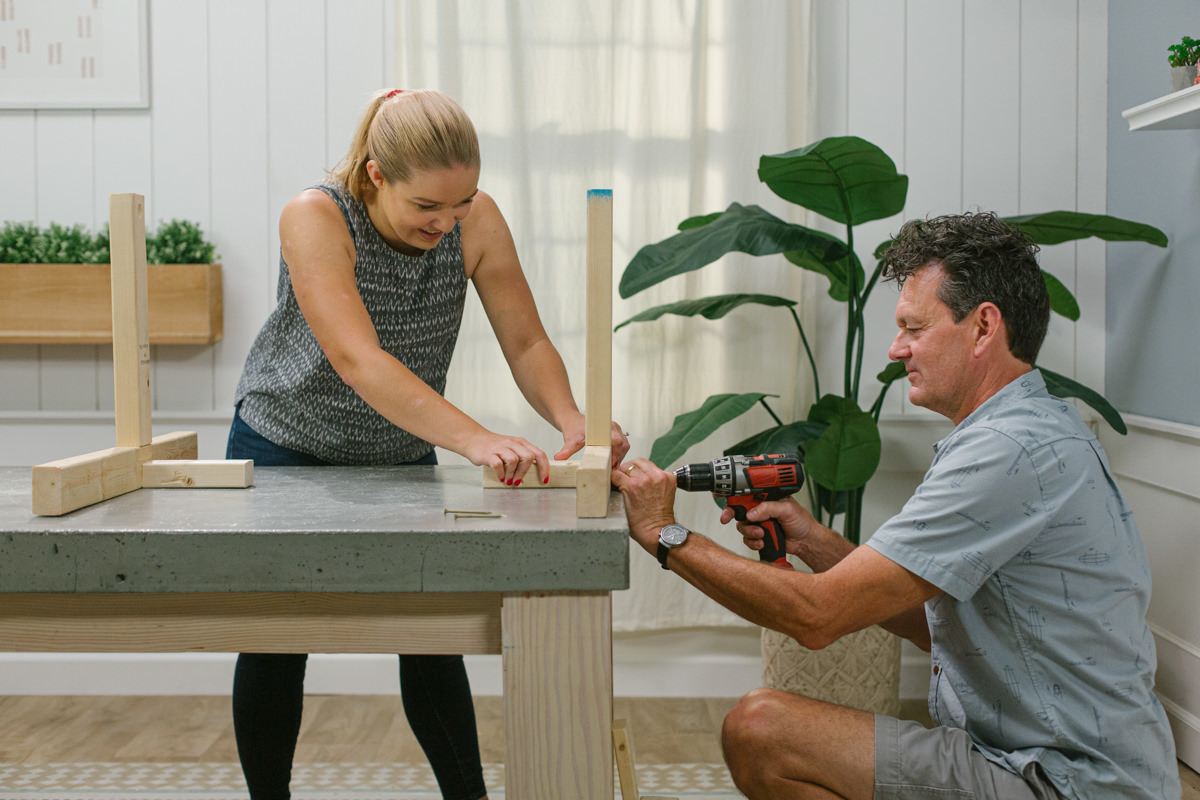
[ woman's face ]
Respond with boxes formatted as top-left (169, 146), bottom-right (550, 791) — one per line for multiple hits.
top-left (366, 161), bottom-right (480, 255)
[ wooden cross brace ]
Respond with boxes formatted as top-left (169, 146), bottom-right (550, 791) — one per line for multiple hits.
top-left (31, 194), bottom-right (252, 516)
top-left (482, 189), bottom-right (613, 518)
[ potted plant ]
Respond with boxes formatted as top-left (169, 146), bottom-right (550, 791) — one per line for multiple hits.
top-left (1168, 35), bottom-right (1200, 93)
top-left (616, 135), bottom-right (1168, 714)
top-left (0, 219), bottom-right (223, 345)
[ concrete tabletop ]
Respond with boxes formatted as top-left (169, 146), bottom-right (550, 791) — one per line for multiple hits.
top-left (0, 466), bottom-right (629, 594)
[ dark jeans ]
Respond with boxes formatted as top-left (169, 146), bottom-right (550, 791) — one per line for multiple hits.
top-left (226, 407), bottom-right (486, 800)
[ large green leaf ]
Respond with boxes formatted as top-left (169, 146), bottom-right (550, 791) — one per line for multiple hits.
top-left (649, 393), bottom-right (776, 468)
top-left (619, 203), bottom-right (849, 298)
top-left (758, 136), bottom-right (909, 226)
top-left (784, 248), bottom-right (863, 302)
top-left (724, 420), bottom-right (829, 459)
top-left (679, 212), bottom-right (723, 231)
top-left (1042, 271), bottom-right (1080, 321)
top-left (614, 293), bottom-right (795, 332)
top-left (876, 361), bottom-right (907, 385)
top-left (803, 395), bottom-right (882, 491)
top-left (1004, 211), bottom-right (1168, 247)
top-left (1038, 367), bottom-right (1127, 435)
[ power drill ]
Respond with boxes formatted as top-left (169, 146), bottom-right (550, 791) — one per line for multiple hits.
top-left (674, 454), bottom-right (804, 567)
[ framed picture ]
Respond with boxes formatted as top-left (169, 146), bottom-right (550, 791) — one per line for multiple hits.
top-left (0, 0), bottom-right (149, 109)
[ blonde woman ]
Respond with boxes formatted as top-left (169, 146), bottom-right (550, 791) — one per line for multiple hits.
top-left (227, 88), bottom-right (628, 800)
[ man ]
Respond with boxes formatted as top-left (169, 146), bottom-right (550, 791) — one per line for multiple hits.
top-left (611, 212), bottom-right (1180, 800)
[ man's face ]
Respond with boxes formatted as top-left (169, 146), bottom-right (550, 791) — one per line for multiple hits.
top-left (887, 264), bottom-right (980, 423)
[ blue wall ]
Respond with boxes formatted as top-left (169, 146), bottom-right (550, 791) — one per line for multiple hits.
top-left (1106, 3), bottom-right (1200, 426)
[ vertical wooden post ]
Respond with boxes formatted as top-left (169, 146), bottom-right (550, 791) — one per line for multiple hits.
top-left (108, 193), bottom-right (152, 449)
top-left (502, 591), bottom-right (613, 799)
top-left (577, 189), bottom-right (613, 518)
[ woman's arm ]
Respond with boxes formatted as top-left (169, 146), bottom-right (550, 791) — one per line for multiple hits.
top-left (462, 191), bottom-right (629, 464)
top-left (281, 189), bottom-right (551, 484)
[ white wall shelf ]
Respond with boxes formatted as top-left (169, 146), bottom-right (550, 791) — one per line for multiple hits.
top-left (1122, 83), bottom-right (1200, 130)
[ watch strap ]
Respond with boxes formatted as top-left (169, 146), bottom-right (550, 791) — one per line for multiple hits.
top-left (657, 541), bottom-right (671, 570)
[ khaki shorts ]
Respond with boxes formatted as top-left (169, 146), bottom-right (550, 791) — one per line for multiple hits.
top-left (874, 716), bottom-right (1063, 800)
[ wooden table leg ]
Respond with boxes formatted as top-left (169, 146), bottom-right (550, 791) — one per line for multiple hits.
top-left (502, 591), bottom-right (613, 799)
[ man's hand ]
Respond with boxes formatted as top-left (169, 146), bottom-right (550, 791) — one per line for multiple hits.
top-left (720, 496), bottom-right (815, 558)
top-left (609, 457), bottom-right (677, 556)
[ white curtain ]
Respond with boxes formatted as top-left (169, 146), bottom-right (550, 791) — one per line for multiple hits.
top-left (395, 0), bottom-right (813, 631)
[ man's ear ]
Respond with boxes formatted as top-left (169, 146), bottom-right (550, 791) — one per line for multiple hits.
top-left (973, 302), bottom-right (1006, 356)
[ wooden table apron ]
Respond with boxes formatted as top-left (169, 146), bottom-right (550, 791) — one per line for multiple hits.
top-left (0, 465), bottom-right (630, 800)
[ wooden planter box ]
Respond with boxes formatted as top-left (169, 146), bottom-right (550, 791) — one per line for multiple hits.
top-left (0, 263), bottom-right (222, 345)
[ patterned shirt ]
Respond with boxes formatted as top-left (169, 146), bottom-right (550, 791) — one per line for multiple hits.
top-left (234, 181), bottom-right (468, 464)
top-left (867, 371), bottom-right (1180, 800)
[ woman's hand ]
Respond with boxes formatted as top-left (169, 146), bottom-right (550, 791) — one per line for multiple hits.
top-left (554, 417), bottom-right (631, 468)
top-left (720, 497), bottom-right (814, 557)
top-left (464, 431), bottom-right (552, 486)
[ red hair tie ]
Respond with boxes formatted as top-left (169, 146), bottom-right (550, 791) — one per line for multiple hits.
top-left (386, 89), bottom-right (404, 99)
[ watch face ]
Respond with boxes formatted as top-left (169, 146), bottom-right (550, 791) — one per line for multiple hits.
top-left (660, 524), bottom-right (688, 547)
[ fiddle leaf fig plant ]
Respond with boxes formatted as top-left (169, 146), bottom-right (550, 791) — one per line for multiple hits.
top-left (617, 135), bottom-right (1168, 544)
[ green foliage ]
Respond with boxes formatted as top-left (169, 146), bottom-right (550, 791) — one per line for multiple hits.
top-left (146, 219), bottom-right (218, 264)
top-left (0, 219), bottom-right (216, 264)
top-left (1168, 35), bottom-right (1200, 67)
top-left (616, 134), bottom-right (1168, 544)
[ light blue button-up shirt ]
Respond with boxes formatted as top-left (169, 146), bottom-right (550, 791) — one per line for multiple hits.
top-left (867, 371), bottom-right (1180, 800)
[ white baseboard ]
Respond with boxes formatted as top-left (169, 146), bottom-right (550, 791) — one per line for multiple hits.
top-left (0, 628), bottom-right (932, 701)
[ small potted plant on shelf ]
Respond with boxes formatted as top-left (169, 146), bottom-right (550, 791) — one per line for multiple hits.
top-left (0, 219), bottom-right (223, 345)
top-left (1168, 35), bottom-right (1200, 93)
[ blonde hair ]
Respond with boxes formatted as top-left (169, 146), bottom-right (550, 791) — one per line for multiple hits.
top-left (330, 89), bottom-right (480, 201)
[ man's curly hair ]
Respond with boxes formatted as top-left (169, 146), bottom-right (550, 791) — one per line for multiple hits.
top-left (881, 212), bottom-right (1049, 364)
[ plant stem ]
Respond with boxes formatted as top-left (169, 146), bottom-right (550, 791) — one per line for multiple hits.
top-left (844, 225), bottom-right (857, 399)
top-left (789, 307), bottom-right (820, 399)
top-left (758, 398), bottom-right (784, 427)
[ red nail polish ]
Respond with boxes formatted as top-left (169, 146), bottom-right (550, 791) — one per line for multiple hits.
top-left (515, 479), bottom-right (522, 487)
top-left (544, 475), bottom-right (549, 484)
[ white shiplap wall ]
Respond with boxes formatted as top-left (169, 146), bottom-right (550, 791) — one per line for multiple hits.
top-left (5, 3), bottom-right (1195, 760)
top-left (0, 0), bottom-right (393, 456)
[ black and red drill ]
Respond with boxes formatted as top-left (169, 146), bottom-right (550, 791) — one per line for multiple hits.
top-left (674, 453), bottom-right (804, 567)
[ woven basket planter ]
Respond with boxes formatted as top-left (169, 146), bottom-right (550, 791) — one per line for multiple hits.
top-left (761, 625), bottom-right (902, 716)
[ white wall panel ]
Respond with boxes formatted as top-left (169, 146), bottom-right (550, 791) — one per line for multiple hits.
top-left (209, 0), bottom-right (271, 414)
top-left (1019, 1), bottom-right (1078, 379)
top-left (0, 112), bottom-right (41, 411)
top-left (34, 111), bottom-right (100, 413)
top-left (1073, 0), bottom-right (1108, 394)
top-left (962, 0), bottom-right (1020, 215)
top-left (148, 2), bottom-right (215, 412)
top-left (325, 1), bottom-right (387, 173)
top-left (266, 0), bottom-right (328, 296)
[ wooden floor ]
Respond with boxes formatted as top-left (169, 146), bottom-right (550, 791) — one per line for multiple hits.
top-left (0, 694), bottom-right (1196, 797)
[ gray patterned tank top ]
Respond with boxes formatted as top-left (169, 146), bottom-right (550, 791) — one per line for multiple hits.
top-left (233, 181), bottom-right (468, 464)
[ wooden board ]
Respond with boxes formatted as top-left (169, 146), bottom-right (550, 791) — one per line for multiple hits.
top-left (503, 591), bottom-right (612, 800)
top-left (109, 193), bottom-right (152, 449)
top-left (0, 592), bottom-right (502, 654)
top-left (141, 459), bottom-right (254, 488)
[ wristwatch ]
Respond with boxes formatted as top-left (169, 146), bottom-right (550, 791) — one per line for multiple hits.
top-left (656, 524), bottom-right (690, 570)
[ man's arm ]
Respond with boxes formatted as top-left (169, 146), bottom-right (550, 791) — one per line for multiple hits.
top-left (612, 459), bottom-right (938, 651)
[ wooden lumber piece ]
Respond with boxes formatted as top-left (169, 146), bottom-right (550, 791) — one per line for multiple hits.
top-left (141, 459), bottom-right (254, 489)
top-left (585, 189), bottom-right (613, 450)
top-left (148, 430), bottom-right (199, 461)
top-left (109, 193), bottom-right (152, 448)
top-left (576, 445), bottom-right (612, 518)
top-left (482, 460), bottom-right (578, 489)
top-left (31, 446), bottom-right (141, 516)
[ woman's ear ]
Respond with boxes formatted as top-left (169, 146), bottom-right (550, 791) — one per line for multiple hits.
top-left (365, 159), bottom-right (385, 190)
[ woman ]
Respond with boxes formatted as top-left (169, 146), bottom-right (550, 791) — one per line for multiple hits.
top-left (227, 88), bottom-right (628, 800)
